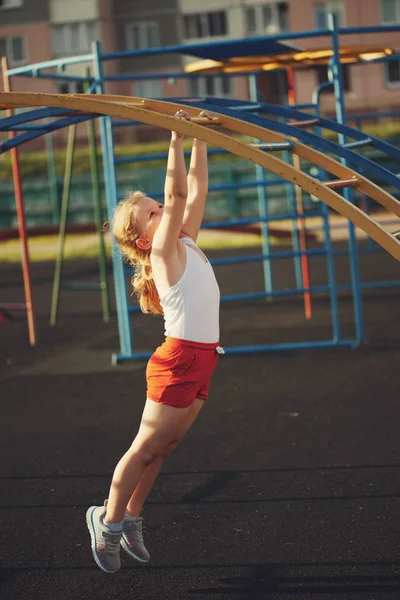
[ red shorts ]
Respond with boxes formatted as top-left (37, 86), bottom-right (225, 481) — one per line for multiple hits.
top-left (146, 337), bottom-right (221, 408)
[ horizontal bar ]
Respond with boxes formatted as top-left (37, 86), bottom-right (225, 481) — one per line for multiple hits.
top-left (324, 178), bottom-right (360, 190)
top-left (7, 54), bottom-right (94, 76)
top-left (343, 138), bottom-right (372, 150)
top-left (219, 340), bottom-right (357, 354)
top-left (251, 141), bottom-right (294, 151)
top-left (112, 339), bottom-right (357, 363)
top-left (335, 280), bottom-right (400, 291)
top-left (201, 211), bottom-right (322, 229)
top-left (211, 248), bottom-right (327, 267)
top-left (220, 285), bottom-right (330, 302)
top-left (15, 72), bottom-right (94, 83)
top-left (290, 118), bottom-right (320, 128)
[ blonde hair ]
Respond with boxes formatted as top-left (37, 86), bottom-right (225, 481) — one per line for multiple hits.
top-left (111, 190), bottom-right (163, 315)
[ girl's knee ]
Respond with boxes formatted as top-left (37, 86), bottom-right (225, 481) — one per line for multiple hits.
top-left (160, 438), bottom-right (181, 459)
top-left (132, 439), bottom-right (172, 466)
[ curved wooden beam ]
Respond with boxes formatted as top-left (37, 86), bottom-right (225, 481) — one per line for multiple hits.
top-left (3, 92), bottom-right (398, 220)
top-left (0, 92), bottom-right (399, 261)
top-left (103, 95), bottom-right (400, 220)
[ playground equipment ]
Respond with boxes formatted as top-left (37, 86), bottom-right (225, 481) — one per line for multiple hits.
top-left (0, 58), bottom-right (110, 340)
top-left (1, 17), bottom-right (400, 359)
top-left (48, 76), bottom-right (110, 326)
top-left (1, 90), bottom-right (399, 362)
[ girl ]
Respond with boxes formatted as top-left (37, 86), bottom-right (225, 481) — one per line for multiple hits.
top-left (86, 110), bottom-right (223, 573)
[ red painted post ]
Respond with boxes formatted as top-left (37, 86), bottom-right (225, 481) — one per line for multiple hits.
top-left (287, 66), bottom-right (312, 320)
top-left (1, 57), bottom-right (37, 345)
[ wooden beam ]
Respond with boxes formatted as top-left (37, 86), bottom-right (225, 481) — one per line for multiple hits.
top-left (0, 92), bottom-right (399, 261)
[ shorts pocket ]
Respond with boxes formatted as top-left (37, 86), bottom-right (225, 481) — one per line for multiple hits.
top-left (170, 349), bottom-right (197, 376)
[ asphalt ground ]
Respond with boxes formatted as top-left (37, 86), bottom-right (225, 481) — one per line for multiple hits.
top-left (0, 241), bottom-right (399, 600)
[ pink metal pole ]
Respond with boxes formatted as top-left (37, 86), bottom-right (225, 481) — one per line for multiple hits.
top-left (1, 56), bottom-right (37, 345)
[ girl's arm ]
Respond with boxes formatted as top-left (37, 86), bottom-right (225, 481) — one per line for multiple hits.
top-left (181, 114), bottom-right (209, 242)
top-left (152, 112), bottom-right (188, 256)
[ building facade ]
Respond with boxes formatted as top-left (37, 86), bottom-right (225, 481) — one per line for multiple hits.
top-left (0, 0), bottom-right (399, 130)
top-left (0, 0), bottom-right (53, 93)
top-left (178, 0), bottom-right (400, 114)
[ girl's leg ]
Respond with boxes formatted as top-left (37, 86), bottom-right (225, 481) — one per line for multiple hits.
top-left (125, 398), bottom-right (204, 516)
top-left (104, 398), bottom-right (202, 524)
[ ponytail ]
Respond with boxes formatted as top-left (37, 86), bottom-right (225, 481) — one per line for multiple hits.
top-left (111, 192), bottom-right (163, 315)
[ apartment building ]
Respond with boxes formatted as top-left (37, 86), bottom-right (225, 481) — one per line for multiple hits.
top-left (178, 0), bottom-right (400, 113)
top-left (1, 1), bottom-right (399, 117)
top-left (0, 0), bottom-right (53, 93)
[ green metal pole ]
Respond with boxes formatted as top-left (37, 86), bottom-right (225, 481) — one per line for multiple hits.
top-left (50, 124), bottom-right (76, 325)
top-left (87, 111), bottom-right (110, 322)
top-left (249, 74), bottom-right (273, 298)
top-left (45, 119), bottom-right (59, 224)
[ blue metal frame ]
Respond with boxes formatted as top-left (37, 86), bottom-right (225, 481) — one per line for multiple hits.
top-left (329, 14), bottom-right (364, 344)
top-left (2, 22), bottom-right (400, 362)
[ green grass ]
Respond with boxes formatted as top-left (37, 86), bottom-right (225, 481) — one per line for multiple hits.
top-left (0, 230), bottom-right (268, 263)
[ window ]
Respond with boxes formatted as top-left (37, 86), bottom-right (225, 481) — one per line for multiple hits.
top-left (384, 59), bottom-right (400, 86)
top-left (125, 22), bottom-right (159, 51)
top-left (52, 22), bottom-right (98, 55)
top-left (381, 0), bottom-right (400, 23)
top-left (184, 11), bottom-right (228, 39)
top-left (314, 2), bottom-right (344, 28)
top-left (0, 0), bottom-right (23, 9)
top-left (0, 36), bottom-right (26, 65)
top-left (58, 81), bottom-right (85, 94)
top-left (315, 63), bottom-right (351, 91)
top-left (246, 3), bottom-right (289, 35)
top-left (134, 80), bottom-right (162, 98)
top-left (188, 76), bottom-right (232, 98)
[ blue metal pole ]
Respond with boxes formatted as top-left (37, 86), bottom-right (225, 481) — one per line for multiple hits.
top-left (329, 13), bottom-right (364, 345)
top-left (355, 116), bottom-right (374, 251)
top-left (282, 141), bottom-right (302, 290)
top-left (92, 40), bottom-right (133, 358)
top-left (249, 73), bottom-right (273, 297)
top-left (314, 88), bottom-right (341, 343)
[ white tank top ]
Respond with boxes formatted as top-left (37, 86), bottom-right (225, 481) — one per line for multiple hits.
top-left (156, 237), bottom-right (220, 343)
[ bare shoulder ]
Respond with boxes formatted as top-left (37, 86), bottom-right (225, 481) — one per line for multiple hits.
top-left (150, 239), bottom-right (187, 289)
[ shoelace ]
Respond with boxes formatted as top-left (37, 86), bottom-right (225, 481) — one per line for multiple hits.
top-left (102, 533), bottom-right (121, 553)
top-left (124, 521), bottom-right (143, 544)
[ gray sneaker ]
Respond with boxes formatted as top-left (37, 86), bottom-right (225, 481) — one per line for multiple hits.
top-left (121, 515), bottom-right (150, 563)
top-left (86, 506), bottom-right (122, 573)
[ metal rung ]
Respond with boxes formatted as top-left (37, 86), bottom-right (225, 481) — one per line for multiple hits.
top-left (61, 282), bottom-right (103, 291)
top-left (324, 177), bottom-right (361, 190)
top-left (290, 118), bottom-right (319, 128)
top-left (343, 138), bottom-right (372, 149)
top-left (393, 230), bottom-right (400, 240)
top-left (251, 141), bottom-right (294, 151)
